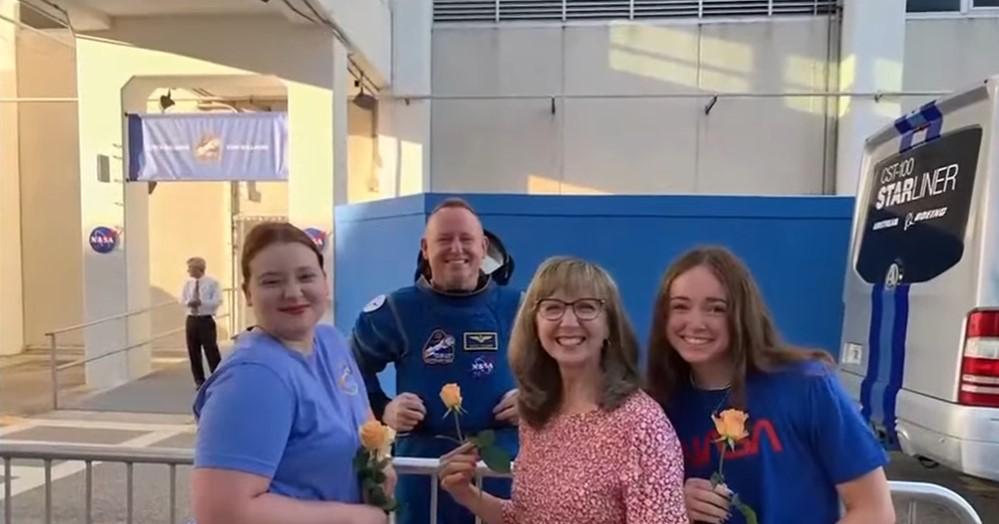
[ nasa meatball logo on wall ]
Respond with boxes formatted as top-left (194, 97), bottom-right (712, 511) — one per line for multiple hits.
top-left (89, 227), bottom-right (119, 254)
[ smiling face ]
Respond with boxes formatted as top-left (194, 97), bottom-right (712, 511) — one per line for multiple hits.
top-left (244, 242), bottom-right (329, 345)
top-left (665, 264), bottom-right (732, 371)
top-left (420, 206), bottom-right (488, 292)
top-left (535, 292), bottom-right (609, 372)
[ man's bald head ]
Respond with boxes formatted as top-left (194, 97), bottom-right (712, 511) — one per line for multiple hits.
top-left (421, 198), bottom-right (488, 291)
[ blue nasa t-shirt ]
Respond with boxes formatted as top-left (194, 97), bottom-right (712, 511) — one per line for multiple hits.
top-left (194, 324), bottom-right (371, 503)
top-left (665, 361), bottom-right (888, 524)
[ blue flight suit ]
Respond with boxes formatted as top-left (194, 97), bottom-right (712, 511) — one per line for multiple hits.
top-left (350, 276), bottom-right (522, 524)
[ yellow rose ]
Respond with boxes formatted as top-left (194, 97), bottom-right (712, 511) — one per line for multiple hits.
top-left (440, 383), bottom-right (463, 411)
top-left (360, 420), bottom-right (395, 458)
top-left (712, 409), bottom-right (749, 443)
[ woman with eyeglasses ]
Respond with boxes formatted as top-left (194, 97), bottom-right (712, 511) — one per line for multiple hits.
top-left (438, 256), bottom-right (689, 523)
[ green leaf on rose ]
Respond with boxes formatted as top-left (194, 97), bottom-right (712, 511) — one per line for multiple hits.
top-left (472, 429), bottom-right (496, 448)
top-left (367, 488), bottom-right (388, 507)
top-left (479, 444), bottom-right (511, 474)
top-left (353, 450), bottom-right (369, 471)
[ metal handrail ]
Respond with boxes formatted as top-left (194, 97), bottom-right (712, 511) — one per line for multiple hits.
top-left (0, 442), bottom-right (985, 524)
top-left (44, 288), bottom-right (235, 338)
top-left (43, 298), bottom-right (188, 337)
top-left (54, 315), bottom-right (232, 373)
top-left (890, 481), bottom-right (984, 524)
top-left (47, 288), bottom-right (236, 409)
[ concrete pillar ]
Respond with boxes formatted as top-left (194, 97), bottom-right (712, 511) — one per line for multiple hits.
top-left (286, 38), bottom-right (341, 321)
top-left (376, 0), bottom-right (432, 197)
top-left (835, 0), bottom-right (907, 195)
top-left (0, 0), bottom-right (24, 356)
top-left (76, 42), bottom-right (153, 388)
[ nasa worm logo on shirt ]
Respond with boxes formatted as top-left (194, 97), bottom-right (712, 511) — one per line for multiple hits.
top-left (422, 329), bottom-right (456, 365)
top-left (470, 356), bottom-right (494, 378)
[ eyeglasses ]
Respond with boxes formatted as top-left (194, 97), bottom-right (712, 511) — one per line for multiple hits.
top-left (535, 298), bottom-right (605, 321)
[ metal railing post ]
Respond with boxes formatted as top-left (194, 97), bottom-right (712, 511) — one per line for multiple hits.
top-left (126, 462), bottom-right (134, 524)
top-left (4, 457), bottom-right (11, 524)
top-left (44, 459), bottom-right (52, 524)
top-left (85, 461), bottom-right (93, 524)
top-left (430, 476), bottom-right (439, 524)
top-left (169, 464), bottom-right (177, 524)
top-left (49, 333), bottom-right (58, 409)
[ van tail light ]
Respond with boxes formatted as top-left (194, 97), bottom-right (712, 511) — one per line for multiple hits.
top-left (959, 310), bottom-right (999, 408)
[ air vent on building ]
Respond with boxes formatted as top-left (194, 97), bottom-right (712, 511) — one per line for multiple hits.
top-left (433, 0), bottom-right (837, 22)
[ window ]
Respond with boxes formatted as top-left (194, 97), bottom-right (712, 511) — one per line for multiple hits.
top-left (856, 127), bottom-right (982, 285)
top-left (907, 0), bottom-right (961, 11)
top-left (908, 0), bottom-right (999, 11)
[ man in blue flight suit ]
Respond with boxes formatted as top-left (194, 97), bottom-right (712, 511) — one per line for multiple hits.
top-left (350, 197), bottom-right (522, 524)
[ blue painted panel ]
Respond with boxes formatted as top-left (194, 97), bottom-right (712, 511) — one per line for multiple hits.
top-left (334, 193), bottom-right (855, 394)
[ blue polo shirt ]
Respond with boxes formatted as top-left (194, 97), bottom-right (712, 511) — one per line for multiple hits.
top-left (193, 324), bottom-right (371, 502)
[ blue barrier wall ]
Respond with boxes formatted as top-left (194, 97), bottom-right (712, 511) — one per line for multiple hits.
top-left (334, 193), bottom-right (855, 396)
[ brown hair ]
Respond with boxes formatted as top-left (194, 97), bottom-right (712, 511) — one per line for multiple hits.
top-left (429, 197), bottom-right (478, 217)
top-left (645, 246), bottom-right (833, 409)
top-left (509, 256), bottom-right (642, 429)
top-left (240, 222), bottom-right (325, 290)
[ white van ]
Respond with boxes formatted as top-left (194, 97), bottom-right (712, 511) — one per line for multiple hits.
top-left (839, 75), bottom-right (999, 482)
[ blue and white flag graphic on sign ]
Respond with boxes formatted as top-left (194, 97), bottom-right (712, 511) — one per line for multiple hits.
top-left (127, 112), bottom-right (288, 181)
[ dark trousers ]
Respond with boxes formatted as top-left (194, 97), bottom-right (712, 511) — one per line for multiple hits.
top-left (186, 315), bottom-right (221, 386)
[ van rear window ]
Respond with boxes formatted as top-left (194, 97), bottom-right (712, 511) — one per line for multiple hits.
top-left (856, 126), bottom-right (982, 285)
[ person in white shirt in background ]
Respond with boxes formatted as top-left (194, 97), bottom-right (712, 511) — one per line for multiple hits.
top-left (182, 257), bottom-right (223, 388)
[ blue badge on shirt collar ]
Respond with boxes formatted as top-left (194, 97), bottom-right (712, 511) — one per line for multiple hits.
top-left (470, 356), bottom-right (494, 378)
top-left (337, 362), bottom-right (359, 396)
top-left (423, 329), bottom-right (456, 365)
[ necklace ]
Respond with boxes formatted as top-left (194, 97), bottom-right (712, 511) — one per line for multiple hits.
top-left (689, 372), bottom-right (733, 417)
top-left (689, 371), bottom-right (732, 391)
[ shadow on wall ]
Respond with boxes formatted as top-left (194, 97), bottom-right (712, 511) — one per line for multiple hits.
top-left (427, 18), bottom-right (930, 196)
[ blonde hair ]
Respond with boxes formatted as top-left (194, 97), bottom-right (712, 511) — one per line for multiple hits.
top-left (509, 256), bottom-right (641, 428)
top-left (645, 246), bottom-right (832, 409)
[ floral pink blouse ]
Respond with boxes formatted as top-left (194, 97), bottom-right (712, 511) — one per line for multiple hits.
top-left (501, 391), bottom-right (689, 524)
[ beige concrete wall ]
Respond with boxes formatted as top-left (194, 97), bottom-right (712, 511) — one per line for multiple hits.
top-left (147, 181), bottom-right (231, 349)
top-left (16, 29), bottom-right (83, 349)
top-left (431, 18), bottom-right (838, 195)
top-left (0, 0), bottom-right (23, 355)
top-left (903, 17), bottom-right (999, 112)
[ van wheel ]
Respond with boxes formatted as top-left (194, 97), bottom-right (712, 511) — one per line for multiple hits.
top-left (917, 456), bottom-right (940, 469)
